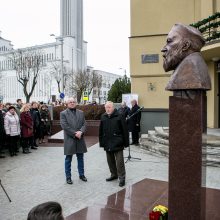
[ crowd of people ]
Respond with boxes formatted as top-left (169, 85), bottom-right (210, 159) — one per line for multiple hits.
top-left (0, 99), bottom-right (51, 158)
top-left (1, 98), bottom-right (142, 219)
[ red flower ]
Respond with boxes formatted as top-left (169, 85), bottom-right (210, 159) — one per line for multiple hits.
top-left (149, 211), bottom-right (161, 220)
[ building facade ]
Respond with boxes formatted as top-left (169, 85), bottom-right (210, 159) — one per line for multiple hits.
top-left (130, 0), bottom-right (220, 130)
top-left (0, 0), bottom-right (87, 103)
top-left (86, 67), bottom-right (122, 104)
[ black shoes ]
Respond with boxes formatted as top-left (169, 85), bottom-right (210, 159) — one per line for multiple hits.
top-left (79, 175), bottom-right (87, 182)
top-left (66, 176), bottom-right (87, 184)
top-left (106, 176), bottom-right (118, 182)
top-left (0, 155), bottom-right (6, 158)
top-left (23, 149), bottom-right (31, 154)
top-left (119, 179), bottom-right (125, 187)
top-left (31, 146), bottom-right (38, 150)
top-left (66, 178), bottom-right (73, 184)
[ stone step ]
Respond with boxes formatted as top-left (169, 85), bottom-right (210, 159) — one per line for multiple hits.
top-left (155, 126), bottom-right (169, 139)
top-left (140, 141), bottom-right (220, 167)
top-left (139, 139), bottom-right (169, 157)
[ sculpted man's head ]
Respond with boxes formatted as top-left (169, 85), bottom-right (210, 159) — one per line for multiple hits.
top-left (161, 23), bottom-right (205, 72)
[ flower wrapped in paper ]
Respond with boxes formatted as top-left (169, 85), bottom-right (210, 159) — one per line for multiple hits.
top-left (149, 205), bottom-right (168, 220)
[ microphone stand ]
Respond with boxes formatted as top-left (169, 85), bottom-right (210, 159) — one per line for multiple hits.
top-left (0, 179), bottom-right (12, 202)
top-left (124, 107), bottom-right (143, 163)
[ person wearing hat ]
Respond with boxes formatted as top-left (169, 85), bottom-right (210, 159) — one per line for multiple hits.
top-left (4, 106), bottom-right (21, 156)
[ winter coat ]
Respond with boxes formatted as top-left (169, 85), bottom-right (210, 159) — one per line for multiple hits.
top-left (60, 108), bottom-right (87, 155)
top-left (0, 110), bottom-right (4, 140)
top-left (40, 109), bottom-right (50, 122)
top-left (4, 111), bottom-right (20, 136)
top-left (118, 106), bottom-right (130, 119)
top-left (128, 104), bottom-right (141, 132)
top-left (99, 109), bottom-right (129, 152)
top-left (30, 108), bottom-right (41, 129)
top-left (20, 111), bottom-right (34, 138)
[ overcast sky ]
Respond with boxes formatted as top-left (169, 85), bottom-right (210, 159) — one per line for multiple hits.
top-left (0, 0), bottom-right (130, 75)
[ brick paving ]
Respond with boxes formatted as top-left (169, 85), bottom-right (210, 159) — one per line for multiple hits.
top-left (0, 138), bottom-right (219, 220)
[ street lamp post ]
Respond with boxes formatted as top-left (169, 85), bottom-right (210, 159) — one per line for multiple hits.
top-left (50, 34), bottom-right (64, 94)
top-left (119, 67), bottom-right (126, 75)
top-left (60, 37), bottom-right (64, 93)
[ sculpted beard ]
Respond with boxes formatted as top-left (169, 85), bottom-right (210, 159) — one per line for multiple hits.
top-left (163, 40), bottom-right (187, 72)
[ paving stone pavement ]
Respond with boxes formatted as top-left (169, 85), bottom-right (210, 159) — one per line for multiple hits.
top-left (0, 143), bottom-right (219, 220)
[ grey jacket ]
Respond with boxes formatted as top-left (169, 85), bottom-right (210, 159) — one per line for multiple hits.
top-left (60, 108), bottom-right (87, 155)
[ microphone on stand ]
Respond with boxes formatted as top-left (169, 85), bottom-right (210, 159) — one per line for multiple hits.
top-left (126, 106), bottom-right (144, 121)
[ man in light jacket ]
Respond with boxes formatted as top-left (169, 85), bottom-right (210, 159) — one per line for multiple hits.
top-left (60, 97), bottom-right (87, 184)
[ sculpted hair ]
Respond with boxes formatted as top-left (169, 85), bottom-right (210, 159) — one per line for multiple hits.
top-left (27, 201), bottom-right (64, 220)
top-left (174, 23), bottom-right (205, 52)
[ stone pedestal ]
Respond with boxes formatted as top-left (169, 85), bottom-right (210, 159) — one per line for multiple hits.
top-left (169, 91), bottom-right (206, 220)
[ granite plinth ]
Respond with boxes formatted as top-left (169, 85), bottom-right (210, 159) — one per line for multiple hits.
top-left (169, 92), bottom-right (206, 220)
top-left (48, 131), bottom-right (98, 147)
top-left (66, 178), bottom-right (220, 220)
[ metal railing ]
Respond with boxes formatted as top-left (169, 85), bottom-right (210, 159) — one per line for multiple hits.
top-left (190, 12), bottom-right (220, 43)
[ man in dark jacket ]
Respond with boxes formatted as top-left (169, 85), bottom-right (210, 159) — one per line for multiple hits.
top-left (128, 99), bottom-right (141, 145)
top-left (118, 101), bottom-right (130, 119)
top-left (99, 101), bottom-right (129, 187)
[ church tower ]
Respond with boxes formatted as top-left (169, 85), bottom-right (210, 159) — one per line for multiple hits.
top-left (60, 0), bottom-right (84, 71)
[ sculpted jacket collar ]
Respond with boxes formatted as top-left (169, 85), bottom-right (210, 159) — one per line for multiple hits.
top-left (165, 52), bottom-right (211, 91)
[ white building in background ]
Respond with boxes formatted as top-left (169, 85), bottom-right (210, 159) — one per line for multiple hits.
top-left (0, 0), bottom-right (87, 103)
top-left (87, 67), bottom-right (122, 104)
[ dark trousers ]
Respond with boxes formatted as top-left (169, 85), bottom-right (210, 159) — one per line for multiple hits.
top-left (106, 150), bottom-right (126, 180)
top-left (65, 153), bottom-right (84, 179)
top-left (0, 137), bottom-right (3, 153)
top-left (132, 131), bottom-right (139, 144)
top-left (9, 135), bottom-right (20, 155)
top-left (22, 137), bottom-right (32, 150)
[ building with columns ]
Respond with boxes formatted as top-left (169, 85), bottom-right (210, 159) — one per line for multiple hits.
top-left (0, 0), bottom-right (87, 103)
top-left (130, 0), bottom-right (220, 131)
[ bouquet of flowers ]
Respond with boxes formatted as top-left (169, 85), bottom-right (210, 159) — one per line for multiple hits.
top-left (149, 205), bottom-right (168, 220)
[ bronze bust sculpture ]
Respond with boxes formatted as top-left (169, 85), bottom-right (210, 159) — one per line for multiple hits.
top-left (161, 23), bottom-right (211, 92)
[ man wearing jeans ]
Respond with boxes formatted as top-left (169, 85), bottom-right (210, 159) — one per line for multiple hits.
top-left (60, 97), bottom-right (87, 184)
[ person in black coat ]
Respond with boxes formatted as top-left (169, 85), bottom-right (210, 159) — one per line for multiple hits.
top-left (128, 99), bottom-right (141, 145)
top-left (117, 101), bottom-right (130, 119)
top-left (0, 107), bottom-right (5, 158)
top-left (99, 101), bottom-right (129, 187)
top-left (30, 102), bottom-right (41, 148)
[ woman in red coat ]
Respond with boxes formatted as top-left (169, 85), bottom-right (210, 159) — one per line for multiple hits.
top-left (20, 104), bottom-right (34, 154)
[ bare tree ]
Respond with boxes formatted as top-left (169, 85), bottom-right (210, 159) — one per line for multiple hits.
top-left (96, 74), bottom-right (103, 103)
top-left (65, 70), bottom-right (103, 103)
top-left (87, 71), bottom-right (103, 96)
top-left (50, 62), bottom-right (70, 94)
top-left (11, 49), bottom-right (44, 103)
top-left (74, 70), bottom-right (90, 103)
